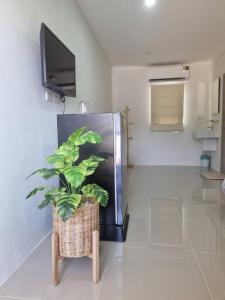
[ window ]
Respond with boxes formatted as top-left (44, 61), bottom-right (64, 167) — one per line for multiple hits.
top-left (150, 83), bottom-right (184, 132)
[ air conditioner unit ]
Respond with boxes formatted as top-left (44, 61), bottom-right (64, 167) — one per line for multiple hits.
top-left (148, 65), bottom-right (190, 83)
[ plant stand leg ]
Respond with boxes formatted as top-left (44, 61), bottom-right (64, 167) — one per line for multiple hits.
top-left (52, 232), bottom-right (60, 286)
top-left (58, 243), bottom-right (64, 262)
top-left (92, 230), bottom-right (99, 283)
top-left (58, 254), bottom-right (64, 262)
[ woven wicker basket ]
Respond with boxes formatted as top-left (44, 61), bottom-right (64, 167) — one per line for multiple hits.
top-left (53, 198), bottom-right (99, 258)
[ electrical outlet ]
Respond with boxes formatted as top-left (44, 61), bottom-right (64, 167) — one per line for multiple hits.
top-left (44, 89), bottom-right (61, 104)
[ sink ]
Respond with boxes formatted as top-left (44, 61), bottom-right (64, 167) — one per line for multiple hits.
top-left (192, 128), bottom-right (219, 139)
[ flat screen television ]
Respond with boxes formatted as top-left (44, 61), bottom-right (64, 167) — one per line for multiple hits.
top-left (40, 23), bottom-right (76, 98)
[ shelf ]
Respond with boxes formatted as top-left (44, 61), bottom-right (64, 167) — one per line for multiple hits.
top-left (192, 128), bottom-right (219, 140)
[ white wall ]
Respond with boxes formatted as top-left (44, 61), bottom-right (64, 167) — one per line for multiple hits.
top-left (213, 50), bottom-right (225, 79)
top-left (210, 49), bottom-right (225, 171)
top-left (0, 0), bottom-right (112, 286)
top-left (113, 62), bottom-right (212, 166)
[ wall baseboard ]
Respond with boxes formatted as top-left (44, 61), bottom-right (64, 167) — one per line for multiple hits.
top-left (0, 229), bottom-right (52, 287)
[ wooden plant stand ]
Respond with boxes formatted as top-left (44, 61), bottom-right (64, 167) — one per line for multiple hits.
top-left (123, 106), bottom-right (134, 168)
top-left (52, 230), bottom-right (99, 286)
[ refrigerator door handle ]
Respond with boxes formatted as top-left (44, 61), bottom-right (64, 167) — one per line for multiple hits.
top-left (113, 113), bottom-right (123, 225)
top-left (113, 114), bottom-right (118, 224)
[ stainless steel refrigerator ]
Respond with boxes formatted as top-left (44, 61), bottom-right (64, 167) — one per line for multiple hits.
top-left (57, 113), bottom-right (129, 241)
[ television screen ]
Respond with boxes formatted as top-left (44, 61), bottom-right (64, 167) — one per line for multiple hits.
top-left (40, 23), bottom-right (76, 97)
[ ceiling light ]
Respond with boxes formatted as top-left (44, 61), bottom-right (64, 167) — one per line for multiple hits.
top-left (145, 0), bottom-right (156, 7)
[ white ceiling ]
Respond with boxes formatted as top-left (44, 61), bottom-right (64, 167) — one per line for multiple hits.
top-left (76, 0), bottom-right (225, 66)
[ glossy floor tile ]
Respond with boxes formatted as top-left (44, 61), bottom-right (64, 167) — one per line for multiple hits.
top-left (196, 253), bottom-right (225, 300)
top-left (0, 240), bottom-right (112, 300)
top-left (100, 246), bottom-right (211, 300)
top-left (126, 198), bottom-right (191, 250)
top-left (181, 205), bottom-right (225, 254)
top-left (2, 166), bottom-right (225, 300)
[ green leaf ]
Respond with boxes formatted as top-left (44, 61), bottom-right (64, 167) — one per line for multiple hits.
top-left (47, 154), bottom-right (65, 170)
top-left (26, 186), bottom-right (49, 199)
top-left (55, 144), bottom-right (79, 165)
top-left (68, 127), bottom-right (86, 143)
top-left (57, 206), bottom-right (74, 222)
top-left (26, 168), bottom-right (58, 180)
top-left (38, 196), bottom-right (52, 209)
top-left (75, 131), bottom-right (102, 146)
top-left (56, 194), bottom-right (81, 208)
top-left (56, 194), bottom-right (82, 222)
top-left (79, 155), bottom-right (105, 176)
top-left (90, 155), bottom-right (105, 162)
top-left (66, 146), bottom-right (79, 164)
top-left (48, 129), bottom-right (102, 172)
top-left (64, 166), bottom-right (86, 189)
top-left (45, 187), bottom-right (66, 199)
top-left (81, 183), bottom-right (109, 207)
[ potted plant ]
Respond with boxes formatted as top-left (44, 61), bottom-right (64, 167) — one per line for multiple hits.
top-left (26, 127), bottom-right (109, 285)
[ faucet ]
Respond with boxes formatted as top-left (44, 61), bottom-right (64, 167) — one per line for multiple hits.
top-left (206, 120), bottom-right (214, 131)
top-left (206, 119), bottom-right (219, 130)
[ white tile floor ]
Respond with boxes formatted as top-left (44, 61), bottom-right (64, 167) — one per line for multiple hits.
top-left (1, 166), bottom-right (225, 300)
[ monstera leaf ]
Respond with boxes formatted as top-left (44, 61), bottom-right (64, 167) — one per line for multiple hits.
top-left (56, 194), bottom-right (82, 222)
top-left (26, 186), bottom-right (52, 199)
top-left (47, 154), bottom-right (66, 170)
top-left (79, 155), bottom-right (105, 176)
top-left (64, 166), bottom-right (86, 189)
top-left (68, 127), bottom-right (86, 144)
top-left (38, 194), bottom-right (53, 209)
top-left (75, 131), bottom-right (102, 146)
top-left (26, 168), bottom-right (58, 180)
top-left (82, 183), bottom-right (109, 207)
top-left (45, 187), bottom-right (66, 199)
top-left (55, 143), bottom-right (79, 166)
